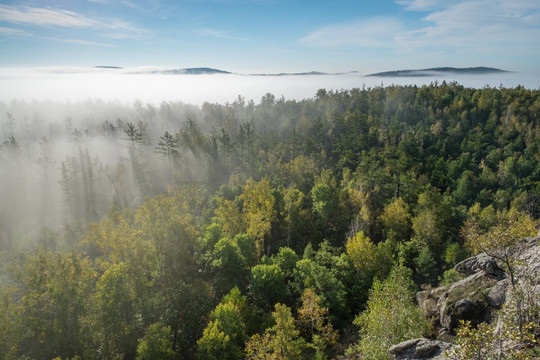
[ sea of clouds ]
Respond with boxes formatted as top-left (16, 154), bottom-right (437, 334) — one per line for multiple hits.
top-left (1, 67), bottom-right (539, 106)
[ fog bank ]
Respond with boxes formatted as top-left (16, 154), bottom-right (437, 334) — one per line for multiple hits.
top-left (1, 67), bottom-right (539, 105)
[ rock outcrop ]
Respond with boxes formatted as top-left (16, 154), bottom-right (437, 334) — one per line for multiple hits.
top-left (390, 236), bottom-right (540, 359)
top-left (453, 252), bottom-right (505, 278)
top-left (389, 338), bottom-right (455, 360)
top-left (416, 236), bottom-right (539, 337)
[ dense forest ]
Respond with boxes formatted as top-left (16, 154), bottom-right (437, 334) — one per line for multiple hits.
top-left (0, 82), bottom-right (539, 359)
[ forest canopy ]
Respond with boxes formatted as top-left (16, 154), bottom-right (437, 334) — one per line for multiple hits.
top-left (0, 82), bottom-right (539, 359)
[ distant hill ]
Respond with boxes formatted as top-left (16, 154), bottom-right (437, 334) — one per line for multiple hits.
top-left (367, 67), bottom-right (508, 77)
top-left (155, 67), bottom-right (232, 75)
top-left (250, 71), bottom-right (329, 76)
top-left (92, 66), bottom-right (509, 77)
top-left (94, 66), bottom-right (123, 69)
top-left (120, 67), bottom-right (351, 76)
top-left (148, 68), bottom-right (336, 76)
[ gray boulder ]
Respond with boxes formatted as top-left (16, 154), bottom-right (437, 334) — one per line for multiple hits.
top-left (391, 237), bottom-right (540, 360)
top-left (416, 237), bottom-right (540, 337)
top-left (454, 252), bottom-right (504, 278)
top-left (487, 279), bottom-right (509, 307)
top-left (422, 270), bottom-right (499, 334)
top-left (389, 338), bottom-right (455, 360)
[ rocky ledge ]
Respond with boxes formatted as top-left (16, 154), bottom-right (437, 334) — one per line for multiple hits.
top-left (389, 338), bottom-right (455, 360)
top-left (390, 236), bottom-right (539, 360)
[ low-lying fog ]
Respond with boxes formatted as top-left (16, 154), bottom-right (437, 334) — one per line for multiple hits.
top-left (1, 67), bottom-right (539, 105)
top-left (0, 66), bottom-right (539, 249)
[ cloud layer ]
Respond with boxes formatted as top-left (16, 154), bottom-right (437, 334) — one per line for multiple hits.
top-left (0, 5), bottom-right (94, 27)
top-left (300, 0), bottom-right (540, 59)
top-left (0, 4), bottom-right (146, 41)
top-left (0, 0), bottom-right (538, 72)
top-left (299, 17), bottom-right (403, 47)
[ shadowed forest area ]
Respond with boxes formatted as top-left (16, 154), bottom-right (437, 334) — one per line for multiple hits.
top-left (0, 82), bottom-right (539, 359)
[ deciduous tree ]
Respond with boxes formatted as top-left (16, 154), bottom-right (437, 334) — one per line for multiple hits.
top-left (347, 264), bottom-right (429, 360)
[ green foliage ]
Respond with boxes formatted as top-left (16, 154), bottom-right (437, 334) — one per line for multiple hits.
top-left (245, 303), bottom-right (307, 360)
top-left (346, 230), bottom-right (375, 273)
top-left (414, 246), bottom-right (438, 286)
top-left (210, 303), bottom-right (246, 346)
top-left (197, 320), bottom-right (237, 360)
top-left (303, 242), bottom-right (314, 260)
top-left (444, 241), bottom-right (469, 267)
top-left (2, 83), bottom-right (540, 359)
top-left (445, 321), bottom-right (496, 360)
top-left (446, 272), bottom-right (540, 360)
top-left (136, 323), bottom-right (174, 360)
top-left (0, 288), bottom-right (18, 358)
top-left (95, 262), bottom-right (139, 359)
top-left (292, 257), bottom-right (349, 325)
top-left (412, 209), bottom-right (444, 257)
top-left (240, 177), bottom-right (277, 256)
top-left (282, 187), bottom-right (310, 252)
top-left (211, 237), bottom-right (249, 296)
top-left (297, 288), bottom-right (338, 360)
top-left (250, 264), bottom-right (288, 311)
top-left (379, 197), bottom-right (411, 244)
top-left (446, 318), bottom-right (536, 360)
top-left (234, 234), bottom-right (258, 268)
top-left (220, 286), bottom-right (256, 334)
top-left (398, 240), bottom-right (421, 270)
top-left (463, 210), bottom-right (535, 287)
top-left (163, 280), bottom-right (214, 358)
top-left (311, 183), bottom-right (335, 221)
top-left (348, 264), bottom-right (430, 360)
top-left (271, 247), bottom-right (299, 278)
top-left (373, 239), bottom-right (395, 280)
top-left (439, 268), bottom-right (462, 286)
top-left (198, 290), bottom-right (248, 360)
top-left (14, 252), bottom-right (96, 360)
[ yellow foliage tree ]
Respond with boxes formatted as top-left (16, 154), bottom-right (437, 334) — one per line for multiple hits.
top-left (215, 178), bottom-right (276, 257)
top-left (245, 303), bottom-right (306, 360)
top-left (297, 288), bottom-right (338, 359)
top-left (345, 230), bottom-right (376, 273)
top-left (240, 178), bottom-right (276, 257)
top-left (379, 197), bottom-right (411, 244)
top-left (215, 198), bottom-right (246, 237)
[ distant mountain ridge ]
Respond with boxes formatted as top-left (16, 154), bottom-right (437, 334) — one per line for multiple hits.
top-left (250, 71), bottom-right (329, 76)
top-left (367, 67), bottom-right (508, 77)
top-left (94, 66), bottom-right (123, 69)
top-left (92, 66), bottom-right (508, 77)
top-left (152, 68), bottom-right (333, 76)
top-left (151, 67), bottom-right (232, 75)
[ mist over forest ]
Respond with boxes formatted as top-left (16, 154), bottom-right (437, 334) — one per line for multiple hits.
top-left (0, 96), bottom-right (256, 245)
top-left (1, 0), bottom-right (540, 356)
top-left (0, 82), bottom-right (539, 359)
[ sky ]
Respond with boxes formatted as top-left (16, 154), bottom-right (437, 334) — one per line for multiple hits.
top-left (0, 0), bottom-right (539, 74)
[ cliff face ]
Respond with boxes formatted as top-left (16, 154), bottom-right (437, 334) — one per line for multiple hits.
top-left (390, 236), bottom-right (540, 360)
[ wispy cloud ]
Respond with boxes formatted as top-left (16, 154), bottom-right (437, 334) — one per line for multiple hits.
top-left (120, 1), bottom-right (155, 13)
top-left (0, 26), bottom-right (31, 36)
top-left (300, 0), bottom-right (540, 59)
top-left (299, 17), bottom-right (403, 47)
top-left (45, 37), bottom-right (113, 47)
top-left (196, 28), bottom-right (248, 41)
top-left (0, 4), bottom-right (147, 40)
top-left (399, 0), bottom-right (540, 51)
top-left (0, 5), bottom-right (95, 27)
top-left (395, 0), bottom-right (460, 11)
top-left (99, 19), bottom-right (149, 40)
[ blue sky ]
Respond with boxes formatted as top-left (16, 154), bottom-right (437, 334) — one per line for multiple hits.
top-left (0, 0), bottom-right (539, 73)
